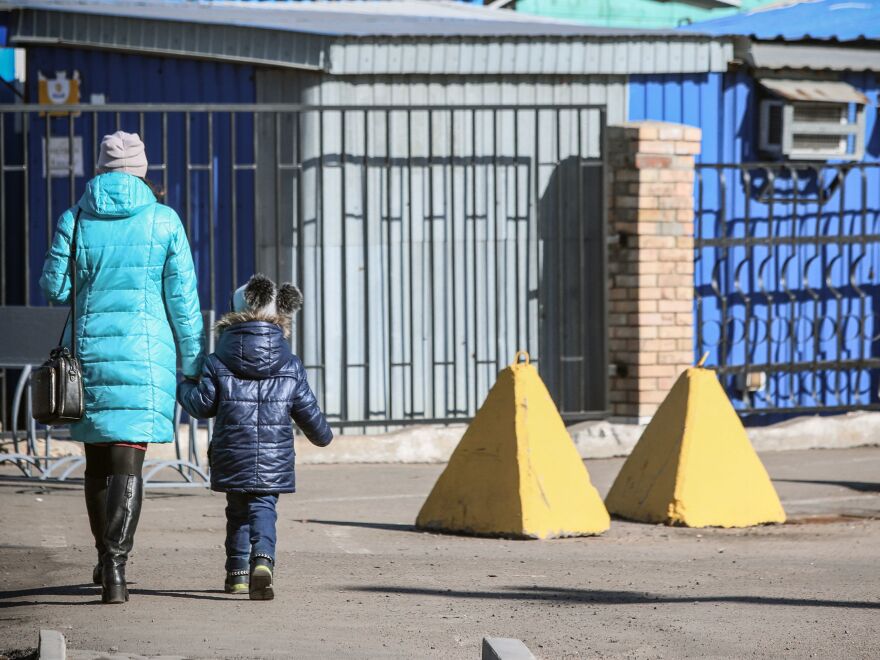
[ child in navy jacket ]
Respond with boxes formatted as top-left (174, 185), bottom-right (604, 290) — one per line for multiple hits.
top-left (178, 274), bottom-right (332, 600)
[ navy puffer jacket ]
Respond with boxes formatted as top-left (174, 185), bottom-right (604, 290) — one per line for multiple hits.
top-left (177, 316), bottom-right (332, 493)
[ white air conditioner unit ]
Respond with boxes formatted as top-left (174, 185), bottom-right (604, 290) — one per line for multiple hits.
top-left (757, 78), bottom-right (868, 161)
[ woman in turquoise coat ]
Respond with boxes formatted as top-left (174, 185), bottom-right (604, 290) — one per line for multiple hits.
top-left (40, 131), bottom-right (204, 604)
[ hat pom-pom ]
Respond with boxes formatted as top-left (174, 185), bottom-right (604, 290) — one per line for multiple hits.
top-left (277, 283), bottom-right (303, 315)
top-left (244, 274), bottom-right (276, 310)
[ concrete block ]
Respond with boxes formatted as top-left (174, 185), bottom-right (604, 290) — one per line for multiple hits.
top-left (569, 420), bottom-right (645, 458)
top-left (482, 637), bottom-right (536, 660)
top-left (39, 629), bottom-right (66, 660)
top-left (296, 424), bottom-right (465, 465)
top-left (416, 356), bottom-right (609, 538)
top-left (606, 367), bottom-right (785, 528)
top-left (747, 411), bottom-right (880, 453)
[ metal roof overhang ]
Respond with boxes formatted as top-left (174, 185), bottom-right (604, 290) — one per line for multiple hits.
top-left (10, 7), bottom-right (736, 76)
top-left (758, 77), bottom-right (870, 105)
top-left (12, 8), bottom-right (329, 71)
top-left (746, 40), bottom-right (880, 73)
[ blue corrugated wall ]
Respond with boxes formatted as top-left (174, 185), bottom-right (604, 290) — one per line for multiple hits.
top-left (14, 47), bottom-right (257, 311)
top-left (629, 72), bottom-right (746, 163)
top-left (629, 71), bottom-right (880, 416)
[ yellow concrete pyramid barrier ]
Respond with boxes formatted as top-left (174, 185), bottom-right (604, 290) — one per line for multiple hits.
top-left (605, 365), bottom-right (785, 528)
top-left (416, 352), bottom-right (610, 539)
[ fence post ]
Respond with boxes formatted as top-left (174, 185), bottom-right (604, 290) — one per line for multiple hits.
top-left (606, 121), bottom-right (701, 422)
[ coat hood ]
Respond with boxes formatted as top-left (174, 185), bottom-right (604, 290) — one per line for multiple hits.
top-left (79, 172), bottom-right (156, 219)
top-left (215, 319), bottom-right (292, 379)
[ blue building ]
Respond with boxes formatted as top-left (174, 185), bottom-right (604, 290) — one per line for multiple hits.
top-left (635, 0), bottom-right (880, 418)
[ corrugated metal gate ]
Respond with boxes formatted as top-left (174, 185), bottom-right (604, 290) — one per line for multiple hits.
top-left (0, 103), bottom-right (608, 431)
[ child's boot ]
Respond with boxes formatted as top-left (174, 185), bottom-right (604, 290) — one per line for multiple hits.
top-left (249, 556), bottom-right (274, 601)
top-left (224, 570), bottom-right (249, 594)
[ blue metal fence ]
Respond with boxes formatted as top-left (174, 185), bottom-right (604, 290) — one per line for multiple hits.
top-left (14, 108), bottom-right (257, 313)
top-left (695, 161), bottom-right (880, 415)
top-left (630, 70), bottom-right (880, 416)
top-left (7, 47), bottom-right (258, 309)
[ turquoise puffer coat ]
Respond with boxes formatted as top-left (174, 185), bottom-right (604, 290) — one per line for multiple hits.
top-left (40, 172), bottom-right (205, 444)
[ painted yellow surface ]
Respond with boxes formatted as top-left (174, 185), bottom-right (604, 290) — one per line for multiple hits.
top-left (416, 353), bottom-right (610, 539)
top-left (605, 367), bottom-right (786, 528)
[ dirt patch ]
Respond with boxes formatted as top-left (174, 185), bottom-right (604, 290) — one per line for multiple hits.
top-left (0, 649), bottom-right (38, 660)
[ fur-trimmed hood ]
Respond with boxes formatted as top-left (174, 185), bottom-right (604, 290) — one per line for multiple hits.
top-left (213, 315), bottom-right (293, 380)
top-left (214, 309), bottom-right (292, 339)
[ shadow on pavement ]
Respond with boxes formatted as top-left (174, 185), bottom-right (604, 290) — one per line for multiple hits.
top-left (305, 519), bottom-right (416, 532)
top-left (0, 584), bottom-right (233, 606)
top-left (351, 585), bottom-right (880, 610)
top-left (0, 583), bottom-right (100, 607)
top-left (128, 588), bottom-right (231, 601)
top-left (774, 479), bottom-right (880, 493)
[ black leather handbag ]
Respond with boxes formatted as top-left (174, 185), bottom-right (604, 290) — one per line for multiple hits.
top-left (32, 208), bottom-right (84, 425)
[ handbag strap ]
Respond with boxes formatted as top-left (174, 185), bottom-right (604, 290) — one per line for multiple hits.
top-left (70, 207), bottom-right (81, 358)
top-left (57, 208), bottom-right (82, 353)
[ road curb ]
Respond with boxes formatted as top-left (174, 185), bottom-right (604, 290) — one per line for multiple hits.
top-left (17, 411), bottom-right (880, 466)
top-left (482, 637), bottom-right (536, 660)
top-left (39, 629), bottom-right (66, 660)
top-left (293, 410), bottom-right (880, 464)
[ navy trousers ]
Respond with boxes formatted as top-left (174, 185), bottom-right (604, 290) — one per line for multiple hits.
top-left (224, 492), bottom-right (278, 572)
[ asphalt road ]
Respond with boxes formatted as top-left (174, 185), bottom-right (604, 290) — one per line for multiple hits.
top-left (1, 447), bottom-right (878, 659)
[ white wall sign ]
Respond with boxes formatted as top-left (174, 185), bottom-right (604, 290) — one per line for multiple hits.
top-left (42, 136), bottom-right (84, 178)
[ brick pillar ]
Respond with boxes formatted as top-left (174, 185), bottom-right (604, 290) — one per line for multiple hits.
top-left (606, 121), bottom-right (701, 421)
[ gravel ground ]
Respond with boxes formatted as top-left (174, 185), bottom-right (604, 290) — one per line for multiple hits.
top-left (1, 447), bottom-right (878, 659)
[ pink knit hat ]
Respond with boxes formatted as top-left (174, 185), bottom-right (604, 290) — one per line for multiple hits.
top-left (96, 131), bottom-right (148, 178)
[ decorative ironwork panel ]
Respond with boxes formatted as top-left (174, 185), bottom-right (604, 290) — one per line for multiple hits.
top-left (695, 161), bottom-right (880, 416)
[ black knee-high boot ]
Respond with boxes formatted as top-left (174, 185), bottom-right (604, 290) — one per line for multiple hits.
top-left (83, 476), bottom-right (108, 585)
top-left (101, 474), bottom-right (143, 604)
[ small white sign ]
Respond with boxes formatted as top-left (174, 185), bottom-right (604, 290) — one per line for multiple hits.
top-left (42, 136), bottom-right (84, 178)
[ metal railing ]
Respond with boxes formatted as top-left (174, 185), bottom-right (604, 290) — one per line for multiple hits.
top-left (0, 308), bottom-right (215, 488)
top-left (695, 161), bottom-right (880, 416)
top-left (0, 103), bottom-right (609, 432)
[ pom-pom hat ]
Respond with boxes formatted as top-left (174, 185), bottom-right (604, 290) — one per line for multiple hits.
top-left (231, 274), bottom-right (303, 317)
